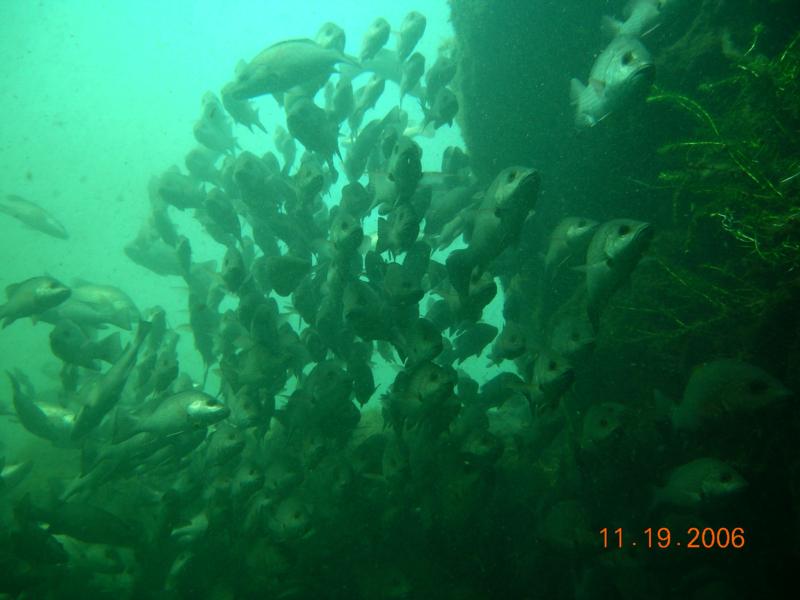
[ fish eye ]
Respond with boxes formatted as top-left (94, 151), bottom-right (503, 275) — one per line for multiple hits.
top-left (599, 418), bottom-right (608, 427)
top-left (570, 332), bottom-right (579, 341)
top-left (578, 220), bottom-right (586, 227)
top-left (207, 398), bottom-right (219, 406)
top-left (293, 511), bottom-right (301, 519)
top-left (748, 379), bottom-right (768, 394)
top-left (340, 222), bottom-right (349, 230)
top-left (548, 360), bottom-right (557, 371)
top-left (430, 372), bottom-right (439, 382)
top-left (720, 471), bottom-right (732, 483)
top-left (618, 224), bottom-right (631, 236)
top-left (507, 171), bottom-right (516, 183)
top-left (622, 51), bottom-right (634, 66)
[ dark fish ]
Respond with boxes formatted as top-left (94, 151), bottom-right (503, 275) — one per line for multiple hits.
top-left (49, 320), bottom-right (122, 370)
top-left (397, 11), bottom-right (427, 61)
top-left (360, 17), bottom-right (391, 61)
top-left (423, 87), bottom-right (459, 129)
top-left (71, 320), bottom-right (151, 439)
top-left (584, 219), bottom-right (653, 328)
top-left (400, 52), bottom-right (425, 102)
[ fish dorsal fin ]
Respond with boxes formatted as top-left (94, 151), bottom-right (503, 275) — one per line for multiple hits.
top-left (5, 283), bottom-right (20, 297)
top-left (234, 59), bottom-right (248, 75)
top-left (267, 38), bottom-right (319, 51)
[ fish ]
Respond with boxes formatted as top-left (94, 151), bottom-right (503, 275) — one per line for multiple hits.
top-left (344, 118), bottom-right (385, 182)
top-left (386, 135), bottom-right (423, 199)
top-left (383, 359), bottom-right (458, 431)
top-left (7, 371), bottom-right (75, 446)
top-left (451, 322), bottom-right (498, 364)
top-left (153, 166), bottom-right (206, 210)
top-left (670, 359), bottom-right (793, 431)
top-left (0, 458), bottom-right (34, 493)
top-left (376, 201), bottom-right (420, 256)
top-left (18, 495), bottom-right (141, 547)
top-left (185, 146), bottom-right (222, 185)
top-left (425, 53), bottom-right (457, 106)
top-left (221, 246), bottom-right (247, 293)
top-left (424, 185), bottom-right (479, 239)
top-left (394, 318), bottom-right (443, 367)
top-left (580, 402), bottom-right (628, 449)
top-left (49, 319), bottom-right (122, 370)
top-left (584, 219), bottom-right (653, 328)
top-left (652, 457), bottom-right (747, 509)
top-left (528, 350), bottom-right (575, 409)
top-left (274, 125), bottom-right (297, 175)
top-left (422, 87), bottom-right (459, 129)
top-left (203, 422), bottom-right (246, 468)
top-left (446, 166), bottom-right (539, 295)
top-left (113, 390), bottom-right (230, 443)
top-left (397, 11), bottom-right (427, 61)
top-left (360, 17), bottom-right (391, 62)
top-left (257, 254), bottom-right (312, 298)
top-left (548, 311), bottom-right (596, 363)
top-left (328, 76), bottom-right (354, 124)
top-left (339, 182), bottom-right (372, 219)
top-left (286, 96), bottom-right (341, 161)
top-left (193, 92), bottom-right (238, 154)
top-left (65, 281), bottom-right (140, 330)
top-left (71, 319), bottom-right (152, 439)
top-left (349, 75), bottom-right (387, 132)
top-left (570, 35), bottom-right (655, 128)
top-left (0, 276), bottom-right (71, 328)
top-left (544, 217), bottom-right (599, 275)
top-left (124, 223), bottom-right (186, 277)
top-left (601, 0), bottom-right (673, 38)
top-left (221, 81), bottom-right (268, 133)
top-left (315, 22), bottom-right (346, 53)
top-left (400, 52), bottom-right (425, 102)
top-left (0, 194), bottom-right (69, 239)
top-left (486, 321), bottom-right (526, 365)
top-left (226, 39), bottom-right (356, 101)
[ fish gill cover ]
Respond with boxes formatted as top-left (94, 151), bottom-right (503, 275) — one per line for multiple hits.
top-left (0, 0), bottom-right (799, 598)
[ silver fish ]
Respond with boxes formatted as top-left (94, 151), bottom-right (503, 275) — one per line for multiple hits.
top-left (226, 39), bottom-right (355, 101)
top-left (0, 194), bottom-right (68, 239)
top-left (570, 35), bottom-right (655, 128)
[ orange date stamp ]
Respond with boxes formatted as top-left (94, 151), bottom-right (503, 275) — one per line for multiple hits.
top-left (600, 527), bottom-right (746, 549)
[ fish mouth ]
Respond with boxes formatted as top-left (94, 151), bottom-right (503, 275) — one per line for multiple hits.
top-left (630, 62), bottom-right (656, 87)
top-left (632, 222), bottom-right (654, 247)
top-left (516, 169), bottom-right (541, 194)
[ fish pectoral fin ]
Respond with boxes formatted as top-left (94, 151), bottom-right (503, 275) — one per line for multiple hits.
top-left (589, 78), bottom-right (606, 94)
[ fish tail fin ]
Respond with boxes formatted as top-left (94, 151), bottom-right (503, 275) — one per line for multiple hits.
top-left (135, 320), bottom-right (153, 350)
top-left (341, 53), bottom-right (362, 69)
top-left (112, 408), bottom-right (138, 444)
top-left (98, 331), bottom-right (123, 364)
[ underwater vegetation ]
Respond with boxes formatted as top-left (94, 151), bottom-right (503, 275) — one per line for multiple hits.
top-left (652, 28), bottom-right (800, 267)
top-left (607, 25), bottom-right (800, 389)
